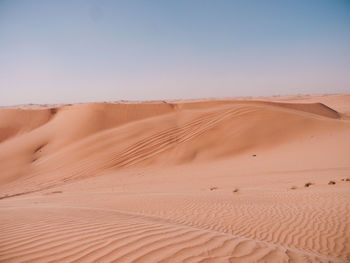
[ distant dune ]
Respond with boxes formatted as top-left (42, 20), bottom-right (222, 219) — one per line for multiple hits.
top-left (0, 94), bottom-right (349, 262)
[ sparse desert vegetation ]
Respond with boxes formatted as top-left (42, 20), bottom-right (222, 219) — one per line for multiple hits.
top-left (304, 182), bottom-right (313, 187)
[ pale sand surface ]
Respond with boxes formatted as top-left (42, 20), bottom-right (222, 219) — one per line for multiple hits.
top-left (0, 94), bottom-right (349, 262)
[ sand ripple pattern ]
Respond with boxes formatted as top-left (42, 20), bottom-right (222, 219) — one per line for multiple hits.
top-left (0, 206), bottom-right (340, 263)
top-left (103, 189), bottom-right (350, 261)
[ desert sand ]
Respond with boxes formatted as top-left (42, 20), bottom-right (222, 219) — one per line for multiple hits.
top-left (0, 94), bottom-right (349, 263)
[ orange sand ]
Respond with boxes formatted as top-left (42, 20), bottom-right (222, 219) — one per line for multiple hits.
top-left (0, 94), bottom-right (349, 262)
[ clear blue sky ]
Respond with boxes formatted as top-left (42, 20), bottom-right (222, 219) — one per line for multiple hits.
top-left (1, 0), bottom-right (350, 105)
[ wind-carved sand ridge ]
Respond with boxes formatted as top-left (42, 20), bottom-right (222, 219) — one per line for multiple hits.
top-left (0, 94), bottom-right (349, 262)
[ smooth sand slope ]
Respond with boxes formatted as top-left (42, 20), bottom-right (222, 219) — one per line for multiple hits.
top-left (0, 94), bottom-right (349, 263)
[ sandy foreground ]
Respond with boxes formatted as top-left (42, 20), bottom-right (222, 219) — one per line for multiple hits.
top-left (0, 94), bottom-right (349, 263)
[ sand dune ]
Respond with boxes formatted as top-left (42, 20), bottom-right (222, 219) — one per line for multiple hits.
top-left (0, 94), bottom-right (349, 262)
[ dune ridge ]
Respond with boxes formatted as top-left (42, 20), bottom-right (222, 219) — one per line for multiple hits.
top-left (0, 100), bottom-right (345, 191)
top-left (0, 94), bottom-right (349, 262)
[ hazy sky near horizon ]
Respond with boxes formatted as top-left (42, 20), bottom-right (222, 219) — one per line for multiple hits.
top-left (1, 0), bottom-right (350, 105)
